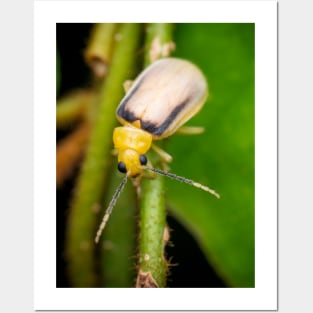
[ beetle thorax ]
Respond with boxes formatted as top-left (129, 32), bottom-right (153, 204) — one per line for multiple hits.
top-left (113, 125), bottom-right (152, 177)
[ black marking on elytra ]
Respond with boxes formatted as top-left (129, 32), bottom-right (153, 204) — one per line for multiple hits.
top-left (117, 69), bottom-right (190, 136)
top-left (119, 109), bottom-right (138, 123)
top-left (141, 97), bottom-right (190, 136)
top-left (117, 82), bottom-right (140, 118)
top-left (117, 74), bottom-right (147, 119)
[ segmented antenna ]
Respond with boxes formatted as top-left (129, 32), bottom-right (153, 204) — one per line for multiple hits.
top-left (143, 166), bottom-right (220, 199)
top-left (95, 175), bottom-right (128, 244)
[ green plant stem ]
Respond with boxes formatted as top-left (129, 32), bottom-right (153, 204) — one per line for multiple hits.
top-left (144, 23), bottom-right (175, 65)
top-left (139, 171), bottom-right (166, 287)
top-left (137, 23), bottom-right (175, 288)
top-left (65, 23), bottom-right (141, 287)
top-left (56, 89), bottom-right (95, 129)
top-left (84, 23), bottom-right (118, 78)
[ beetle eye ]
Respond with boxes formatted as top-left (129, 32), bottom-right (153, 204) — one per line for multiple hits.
top-left (139, 154), bottom-right (148, 165)
top-left (117, 161), bottom-right (127, 173)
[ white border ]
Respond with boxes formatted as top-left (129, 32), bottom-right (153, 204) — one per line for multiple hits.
top-left (34, 0), bottom-right (277, 310)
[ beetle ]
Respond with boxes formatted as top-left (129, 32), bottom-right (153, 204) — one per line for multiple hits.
top-left (95, 58), bottom-right (219, 243)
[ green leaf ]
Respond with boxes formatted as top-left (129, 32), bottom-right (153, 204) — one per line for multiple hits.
top-left (166, 23), bottom-right (255, 287)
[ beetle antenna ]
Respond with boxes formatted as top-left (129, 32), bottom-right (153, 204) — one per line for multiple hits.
top-left (95, 175), bottom-right (128, 244)
top-left (143, 166), bottom-right (220, 199)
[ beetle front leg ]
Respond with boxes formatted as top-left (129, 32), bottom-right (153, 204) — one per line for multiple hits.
top-left (151, 144), bottom-right (173, 163)
top-left (141, 158), bottom-right (156, 179)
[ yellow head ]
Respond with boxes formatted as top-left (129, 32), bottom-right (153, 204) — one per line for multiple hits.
top-left (113, 125), bottom-right (153, 177)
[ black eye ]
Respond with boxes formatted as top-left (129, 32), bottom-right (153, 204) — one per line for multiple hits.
top-left (139, 154), bottom-right (148, 165)
top-left (117, 161), bottom-right (127, 173)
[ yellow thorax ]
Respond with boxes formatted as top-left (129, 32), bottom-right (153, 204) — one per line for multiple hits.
top-left (113, 125), bottom-right (152, 177)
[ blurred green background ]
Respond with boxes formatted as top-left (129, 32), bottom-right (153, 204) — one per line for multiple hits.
top-left (57, 23), bottom-right (254, 287)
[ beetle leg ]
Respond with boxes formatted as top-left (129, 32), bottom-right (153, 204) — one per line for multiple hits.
top-left (151, 144), bottom-right (173, 163)
top-left (161, 161), bottom-right (171, 172)
top-left (142, 159), bottom-right (157, 179)
top-left (142, 160), bottom-right (156, 179)
top-left (123, 80), bottom-right (134, 93)
top-left (175, 126), bottom-right (205, 135)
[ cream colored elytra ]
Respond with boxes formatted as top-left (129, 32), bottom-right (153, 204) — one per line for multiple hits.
top-left (114, 58), bottom-right (208, 178)
top-left (116, 58), bottom-right (208, 139)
